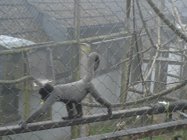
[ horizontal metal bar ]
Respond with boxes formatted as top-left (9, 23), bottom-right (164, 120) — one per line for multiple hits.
top-left (143, 57), bottom-right (183, 65)
top-left (0, 101), bottom-right (187, 136)
top-left (74, 119), bottom-right (187, 140)
top-left (92, 33), bottom-right (146, 45)
top-left (0, 31), bottom-right (127, 55)
top-left (167, 74), bottom-right (180, 79)
top-left (0, 75), bottom-right (32, 84)
top-left (0, 17), bottom-right (33, 20)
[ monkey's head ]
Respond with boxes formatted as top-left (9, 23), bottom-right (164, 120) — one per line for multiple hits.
top-left (88, 52), bottom-right (100, 71)
top-left (39, 83), bottom-right (54, 101)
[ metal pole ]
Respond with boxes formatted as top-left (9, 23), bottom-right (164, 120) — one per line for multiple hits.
top-left (0, 101), bottom-right (187, 136)
top-left (71, 0), bottom-right (81, 138)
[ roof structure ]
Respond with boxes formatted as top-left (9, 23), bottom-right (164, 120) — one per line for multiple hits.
top-left (0, 0), bottom-right (50, 43)
top-left (0, 35), bottom-right (34, 49)
top-left (0, 0), bottom-right (126, 42)
top-left (27, 0), bottom-right (125, 28)
top-left (1, 0), bottom-right (187, 43)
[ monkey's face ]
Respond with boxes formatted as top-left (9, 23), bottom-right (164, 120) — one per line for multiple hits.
top-left (39, 83), bottom-right (54, 101)
top-left (94, 55), bottom-right (100, 71)
top-left (88, 52), bottom-right (100, 71)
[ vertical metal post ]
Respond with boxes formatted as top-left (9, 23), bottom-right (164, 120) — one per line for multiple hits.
top-left (71, 0), bottom-right (81, 139)
top-left (126, 0), bottom-right (131, 32)
top-left (153, 0), bottom-right (167, 93)
top-left (79, 43), bottom-right (91, 137)
top-left (74, 0), bottom-right (80, 42)
top-left (120, 0), bottom-right (132, 107)
top-left (48, 47), bottom-right (56, 84)
top-left (22, 51), bottom-right (30, 119)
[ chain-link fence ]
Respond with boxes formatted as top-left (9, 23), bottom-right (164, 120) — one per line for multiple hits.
top-left (1, 0), bottom-right (187, 139)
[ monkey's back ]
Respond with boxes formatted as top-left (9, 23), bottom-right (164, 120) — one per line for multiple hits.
top-left (54, 79), bottom-right (89, 102)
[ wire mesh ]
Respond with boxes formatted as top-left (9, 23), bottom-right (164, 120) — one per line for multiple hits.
top-left (0, 0), bottom-right (187, 140)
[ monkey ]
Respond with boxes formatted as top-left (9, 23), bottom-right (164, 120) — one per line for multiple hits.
top-left (39, 83), bottom-right (83, 119)
top-left (20, 52), bottom-right (112, 127)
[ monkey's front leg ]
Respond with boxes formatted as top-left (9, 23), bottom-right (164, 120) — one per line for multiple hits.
top-left (63, 102), bottom-right (83, 120)
top-left (62, 101), bottom-right (74, 120)
top-left (107, 106), bottom-right (112, 116)
top-left (74, 102), bottom-right (83, 118)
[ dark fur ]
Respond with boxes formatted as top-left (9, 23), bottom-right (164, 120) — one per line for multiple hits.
top-left (39, 83), bottom-right (83, 119)
top-left (39, 83), bottom-right (54, 101)
top-left (94, 55), bottom-right (100, 71)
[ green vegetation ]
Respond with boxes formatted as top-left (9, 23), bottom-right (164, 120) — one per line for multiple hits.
top-left (89, 121), bottom-right (187, 140)
top-left (90, 120), bottom-right (118, 135)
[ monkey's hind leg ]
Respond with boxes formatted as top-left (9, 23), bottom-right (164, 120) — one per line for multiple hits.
top-left (89, 84), bottom-right (112, 116)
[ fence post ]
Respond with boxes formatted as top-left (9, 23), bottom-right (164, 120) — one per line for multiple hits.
top-left (71, 0), bottom-right (81, 139)
top-left (74, 0), bottom-right (80, 42)
top-left (22, 51), bottom-right (30, 119)
top-left (80, 43), bottom-right (92, 137)
top-left (120, 0), bottom-right (132, 107)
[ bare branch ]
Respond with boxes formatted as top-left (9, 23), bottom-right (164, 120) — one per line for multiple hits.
top-left (146, 0), bottom-right (187, 43)
top-left (82, 80), bottom-right (187, 108)
top-left (144, 47), bottom-right (159, 81)
top-left (136, 0), bottom-right (156, 49)
top-left (113, 47), bottom-right (151, 68)
top-left (170, 0), bottom-right (186, 32)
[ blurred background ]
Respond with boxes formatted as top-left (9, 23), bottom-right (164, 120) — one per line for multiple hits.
top-left (0, 0), bottom-right (187, 139)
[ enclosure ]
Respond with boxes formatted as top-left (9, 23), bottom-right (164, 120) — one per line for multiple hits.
top-left (1, 0), bottom-right (187, 139)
